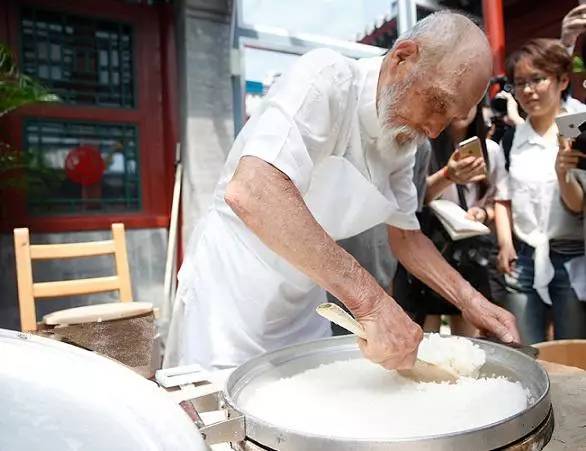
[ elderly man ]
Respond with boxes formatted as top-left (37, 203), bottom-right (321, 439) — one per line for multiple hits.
top-left (165, 11), bottom-right (519, 371)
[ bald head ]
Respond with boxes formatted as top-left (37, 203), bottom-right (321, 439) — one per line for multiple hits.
top-left (394, 11), bottom-right (492, 79)
top-left (376, 11), bottom-right (493, 144)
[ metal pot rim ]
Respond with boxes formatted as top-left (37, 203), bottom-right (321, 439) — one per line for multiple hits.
top-left (224, 335), bottom-right (551, 451)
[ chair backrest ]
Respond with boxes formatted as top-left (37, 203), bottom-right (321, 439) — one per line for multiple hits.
top-left (13, 223), bottom-right (133, 331)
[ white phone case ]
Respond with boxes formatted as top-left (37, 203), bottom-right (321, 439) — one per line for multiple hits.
top-left (555, 111), bottom-right (586, 139)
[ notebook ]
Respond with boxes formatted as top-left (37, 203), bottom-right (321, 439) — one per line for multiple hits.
top-left (429, 199), bottom-right (490, 241)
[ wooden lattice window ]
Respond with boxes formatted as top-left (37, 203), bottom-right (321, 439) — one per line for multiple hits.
top-left (20, 6), bottom-right (135, 107)
top-left (24, 119), bottom-right (140, 214)
top-left (0, 0), bottom-right (175, 232)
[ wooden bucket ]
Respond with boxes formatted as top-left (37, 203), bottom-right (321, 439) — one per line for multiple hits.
top-left (534, 340), bottom-right (586, 370)
top-left (42, 302), bottom-right (159, 378)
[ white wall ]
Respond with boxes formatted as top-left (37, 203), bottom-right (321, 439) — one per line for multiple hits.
top-left (179, 0), bottom-right (234, 246)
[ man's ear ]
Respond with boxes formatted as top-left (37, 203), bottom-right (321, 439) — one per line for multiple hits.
top-left (389, 40), bottom-right (419, 66)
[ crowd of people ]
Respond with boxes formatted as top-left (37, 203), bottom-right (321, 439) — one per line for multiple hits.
top-left (344, 5), bottom-right (586, 345)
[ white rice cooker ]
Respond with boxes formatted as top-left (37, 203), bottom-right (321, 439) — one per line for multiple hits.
top-left (0, 328), bottom-right (209, 451)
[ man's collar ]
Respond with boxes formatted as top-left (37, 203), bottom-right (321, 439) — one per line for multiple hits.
top-left (356, 56), bottom-right (384, 139)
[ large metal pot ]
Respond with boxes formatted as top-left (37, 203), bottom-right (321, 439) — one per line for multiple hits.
top-left (196, 335), bottom-right (551, 451)
top-left (0, 328), bottom-right (208, 451)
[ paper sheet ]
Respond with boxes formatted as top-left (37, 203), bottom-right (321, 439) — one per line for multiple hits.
top-left (429, 199), bottom-right (490, 241)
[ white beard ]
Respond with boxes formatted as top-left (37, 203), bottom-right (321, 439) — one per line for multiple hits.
top-left (377, 85), bottom-right (427, 153)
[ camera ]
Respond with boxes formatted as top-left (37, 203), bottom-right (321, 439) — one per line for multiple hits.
top-left (487, 76), bottom-right (514, 143)
top-left (489, 76), bottom-right (512, 116)
top-left (555, 112), bottom-right (586, 171)
top-left (573, 131), bottom-right (586, 171)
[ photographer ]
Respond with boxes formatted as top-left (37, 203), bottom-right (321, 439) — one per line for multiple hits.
top-left (486, 78), bottom-right (524, 144)
top-left (494, 39), bottom-right (586, 344)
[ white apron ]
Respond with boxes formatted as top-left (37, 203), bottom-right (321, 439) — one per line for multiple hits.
top-left (164, 157), bottom-right (402, 369)
top-left (164, 51), bottom-right (419, 370)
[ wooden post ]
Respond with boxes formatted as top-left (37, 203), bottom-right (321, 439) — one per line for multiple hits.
top-left (13, 228), bottom-right (36, 331)
top-left (112, 223), bottom-right (133, 302)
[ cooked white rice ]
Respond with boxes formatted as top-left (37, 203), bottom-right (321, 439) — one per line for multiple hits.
top-left (241, 335), bottom-right (530, 439)
top-left (417, 333), bottom-right (486, 377)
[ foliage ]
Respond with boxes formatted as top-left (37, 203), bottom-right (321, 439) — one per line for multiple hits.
top-left (0, 43), bottom-right (60, 194)
top-left (0, 143), bottom-right (64, 192)
top-left (573, 56), bottom-right (585, 74)
top-left (0, 43), bottom-right (59, 117)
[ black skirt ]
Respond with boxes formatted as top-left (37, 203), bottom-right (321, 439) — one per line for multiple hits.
top-left (393, 238), bottom-right (495, 319)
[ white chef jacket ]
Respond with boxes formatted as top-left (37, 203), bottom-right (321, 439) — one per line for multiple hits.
top-left (495, 120), bottom-right (584, 304)
top-left (164, 49), bottom-right (419, 370)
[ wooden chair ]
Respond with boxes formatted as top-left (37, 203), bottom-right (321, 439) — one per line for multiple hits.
top-left (13, 223), bottom-right (133, 332)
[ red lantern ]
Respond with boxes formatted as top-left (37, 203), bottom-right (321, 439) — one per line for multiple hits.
top-left (64, 145), bottom-right (105, 186)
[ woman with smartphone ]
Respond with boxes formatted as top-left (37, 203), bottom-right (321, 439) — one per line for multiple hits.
top-left (494, 39), bottom-right (586, 344)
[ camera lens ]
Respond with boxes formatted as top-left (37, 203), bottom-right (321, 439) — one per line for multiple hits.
top-left (490, 97), bottom-right (508, 115)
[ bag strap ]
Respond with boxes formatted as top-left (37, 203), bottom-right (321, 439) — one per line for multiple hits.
top-left (456, 184), bottom-right (468, 211)
top-left (501, 126), bottom-right (516, 171)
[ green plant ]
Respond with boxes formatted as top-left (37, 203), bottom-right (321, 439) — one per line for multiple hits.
top-left (0, 144), bottom-right (64, 191)
top-left (0, 43), bottom-right (59, 195)
top-left (573, 56), bottom-right (585, 74)
top-left (0, 43), bottom-right (58, 117)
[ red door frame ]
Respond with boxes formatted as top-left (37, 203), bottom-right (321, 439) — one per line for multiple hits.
top-left (0, 0), bottom-right (178, 233)
top-left (482, 0), bottom-right (506, 97)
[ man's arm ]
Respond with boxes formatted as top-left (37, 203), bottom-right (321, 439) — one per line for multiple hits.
top-left (225, 156), bottom-right (422, 369)
top-left (388, 226), bottom-right (519, 342)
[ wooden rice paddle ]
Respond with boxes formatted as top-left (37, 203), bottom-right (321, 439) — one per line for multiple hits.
top-left (316, 303), bottom-right (459, 383)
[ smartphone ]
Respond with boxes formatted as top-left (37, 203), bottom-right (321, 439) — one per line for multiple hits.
top-left (555, 111), bottom-right (586, 139)
top-left (572, 133), bottom-right (586, 170)
top-left (556, 112), bottom-right (586, 170)
top-left (457, 136), bottom-right (483, 160)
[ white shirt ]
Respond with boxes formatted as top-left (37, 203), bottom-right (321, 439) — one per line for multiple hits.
top-left (564, 96), bottom-right (586, 114)
top-left (495, 120), bottom-right (583, 304)
top-left (164, 49), bottom-right (419, 369)
top-left (233, 50), bottom-right (419, 232)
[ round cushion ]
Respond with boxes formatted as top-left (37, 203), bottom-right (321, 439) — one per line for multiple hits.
top-left (43, 302), bottom-right (153, 326)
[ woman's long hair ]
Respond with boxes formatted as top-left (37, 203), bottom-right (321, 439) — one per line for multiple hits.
top-left (430, 106), bottom-right (490, 201)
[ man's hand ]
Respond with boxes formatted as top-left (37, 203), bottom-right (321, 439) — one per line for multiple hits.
top-left (388, 226), bottom-right (520, 345)
top-left (461, 295), bottom-right (520, 343)
top-left (354, 296), bottom-right (423, 370)
top-left (446, 149), bottom-right (486, 184)
top-left (561, 4), bottom-right (586, 50)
